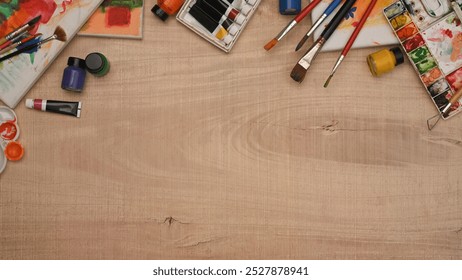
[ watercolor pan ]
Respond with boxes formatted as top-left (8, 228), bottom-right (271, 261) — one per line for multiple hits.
top-left (402, 33), bottom-right (425, 52)
top-left (409, 45), bottom-right (430, 64)
top-left (427, 78), bottom-right (450, 97)
top-left (396, 22), bottom-right (418, 41)
top-left (384, 0), bottom-right (462, 120)
top-left (177, 0), bottom-right (261, 53)
top-left (421, 68), bottom-right (443, 86)
top-left (390, 12), bottom-right (412, 30)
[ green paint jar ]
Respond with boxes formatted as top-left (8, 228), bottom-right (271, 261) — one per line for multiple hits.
top-left (85, 52), bottom-right (110, 77)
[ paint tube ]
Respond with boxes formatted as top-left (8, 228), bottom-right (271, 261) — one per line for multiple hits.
top-left (25, 99), bottom-right (82, 118)
top-left (195, 0), bottom-right (239, 35)
top-left (202, 0), bottom-right (247, 24)
top-left (188, 5), bottom-right (233, 43)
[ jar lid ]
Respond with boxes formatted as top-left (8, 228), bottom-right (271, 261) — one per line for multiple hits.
top-left (152, 5), bottom-right (169, 21)
top-left (67, 57), bottom-right (86, 69)
top-left (390, 47), bottom-right (404, 66)
top-left (85, 53), bottom-right (105, 73)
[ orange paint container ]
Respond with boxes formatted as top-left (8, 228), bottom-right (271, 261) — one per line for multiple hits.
top-left (152, 0), bottom-right (185, 21)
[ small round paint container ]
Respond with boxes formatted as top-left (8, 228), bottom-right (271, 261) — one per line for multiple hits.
top-left (4, 141), bottom-right (24, 161)
top-left (367, 47), bottom-right (404, 77)
top-left (152, 0), bottom-right (185, 21)
top-left (279, 0), bottom-right (301, 15)
top-left (61, 57), bottom-right (87, 92)
top-left (85, 52), bottom-right (110, 77)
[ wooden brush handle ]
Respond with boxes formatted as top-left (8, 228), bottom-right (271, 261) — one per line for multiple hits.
top-left (0, 37), bottom-right (7, 46)
top-left (450, 88), bottom-right (462, 103)
top-left (321, 0), bottom-right (357, 41)
top-left (294, 0), bottom-right (323, 22)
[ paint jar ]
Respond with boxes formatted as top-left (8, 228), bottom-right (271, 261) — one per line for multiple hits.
top-left (61, 57), bottom-right (87, 92)
top-left (279, 0), bottom-right (301, 15)
top-left (85, 52), bottom-right (110, 77)
top-left (152, 0), bottom-right (185, 21)
top-left (4, 141), bottom-right (24, 161)
top-left (367, 47), bottom-right (404, 77)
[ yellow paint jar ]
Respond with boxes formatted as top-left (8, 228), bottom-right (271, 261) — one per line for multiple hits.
top-left (367, 47), bottom-right (404, 77)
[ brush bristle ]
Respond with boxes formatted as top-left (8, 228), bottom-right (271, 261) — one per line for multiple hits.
top-left (323, 75), bottom-right (333, 88)
top-left (54, 26), bottom-right (67, 42)
top-left (295, 36), bottom-right (308, 52)
top-left (290, 63), bottom-right (308, 83)
top-left (264, 38), bottom-right (278, 51)
top-left (28, 15), bottom-right (42, 26)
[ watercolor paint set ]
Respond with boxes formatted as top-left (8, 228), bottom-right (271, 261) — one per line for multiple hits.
top-left (384, 0), bottom-right (462, 119)
top-left (0, 107), bottom-right (24, 174)
top-left (177, 0), bottom-right (261, 52)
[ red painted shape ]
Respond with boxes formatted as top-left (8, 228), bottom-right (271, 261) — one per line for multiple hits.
top-left (61, 0), bottom-right (74, 14)
top-left (106, 7), bottom-right (131, 27)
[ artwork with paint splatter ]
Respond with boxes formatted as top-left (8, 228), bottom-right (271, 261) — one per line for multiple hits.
top-left (422, 13), bottom-right (462, 75)
top-left (0, 0), bottom-right (103, 108)
top-left (79, 0), bottom-right (144, 39)
top-left (311, 0), bottom-right (398, 51)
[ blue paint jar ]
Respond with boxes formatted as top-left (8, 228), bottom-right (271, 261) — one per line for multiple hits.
top-left (61, 57), bottom-right (87, 92)
top-left (279, 0), bottom-right (301, 15)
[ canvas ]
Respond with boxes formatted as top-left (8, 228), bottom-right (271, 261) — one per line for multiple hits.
top-left (311, 0), bottom-right (399, 52)
top-left (79, 0), bottom-right (144, 39)
top-left (0, 0), bottom-right (104, 108)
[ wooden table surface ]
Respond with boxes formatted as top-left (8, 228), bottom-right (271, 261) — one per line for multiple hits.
top-left (1, 1), bottom-right (461, 260)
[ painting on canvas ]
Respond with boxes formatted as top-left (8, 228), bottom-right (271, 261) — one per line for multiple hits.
top-left (0, 0), bottom-right (104, 108)
top-left (79, 0), bottom-right (144, 39)
top-left (312, 0), bottom-right (398, 52)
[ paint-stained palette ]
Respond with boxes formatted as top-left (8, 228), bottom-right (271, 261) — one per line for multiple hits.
top-left (384, 0), bottom-right (462, 119)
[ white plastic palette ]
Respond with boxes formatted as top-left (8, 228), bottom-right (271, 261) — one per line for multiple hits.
top-left (0, 106), bottom-right (22, 174)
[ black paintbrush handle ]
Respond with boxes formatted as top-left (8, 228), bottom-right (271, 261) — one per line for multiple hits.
top-left (0, 41), bottom-right (41, 63)
top-left (320, 0), bottom-right (357, 41)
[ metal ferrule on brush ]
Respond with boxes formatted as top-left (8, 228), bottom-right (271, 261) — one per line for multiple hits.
top-left (306, 14), bottom-right (327, 38)
top-left (276, 20), bottom-right (297, 41)
top-left (40, 35), bottom-right (57, 45)
top-left (298, 38), bottom-right (325, 69)
top-left (331, 55), bottom-right (345, 76)
top-left (441, 103), bottom-right (453, 117)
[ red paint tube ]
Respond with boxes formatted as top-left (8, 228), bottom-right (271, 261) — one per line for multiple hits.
top-left (221, 0), bottom-right (254, 15)
top-left (25, 99), bottom-right (82, 118)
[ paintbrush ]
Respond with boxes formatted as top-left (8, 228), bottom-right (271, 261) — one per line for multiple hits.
top-left (0, 28), bottom-right (32, 51)
top-left (264, 0), bottom-right (322, 51)
top-left (427, 88), bottom-right (462, 130)
top-left (295, 0), bottom-right (342, 52)
top-left (0, 26), bottom-right (66, 63)
top-left (0, 15), bottom-right (41, 46)
top-left (291, 0), bottom-right (357, 83)
top-left (0, 34), bottom-right (42, 55)
top-left (324, 0), bottom-right (377, 88)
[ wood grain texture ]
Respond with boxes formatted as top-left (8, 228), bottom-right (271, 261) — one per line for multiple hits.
top-left (1, 1), bottom-right (461, 259)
